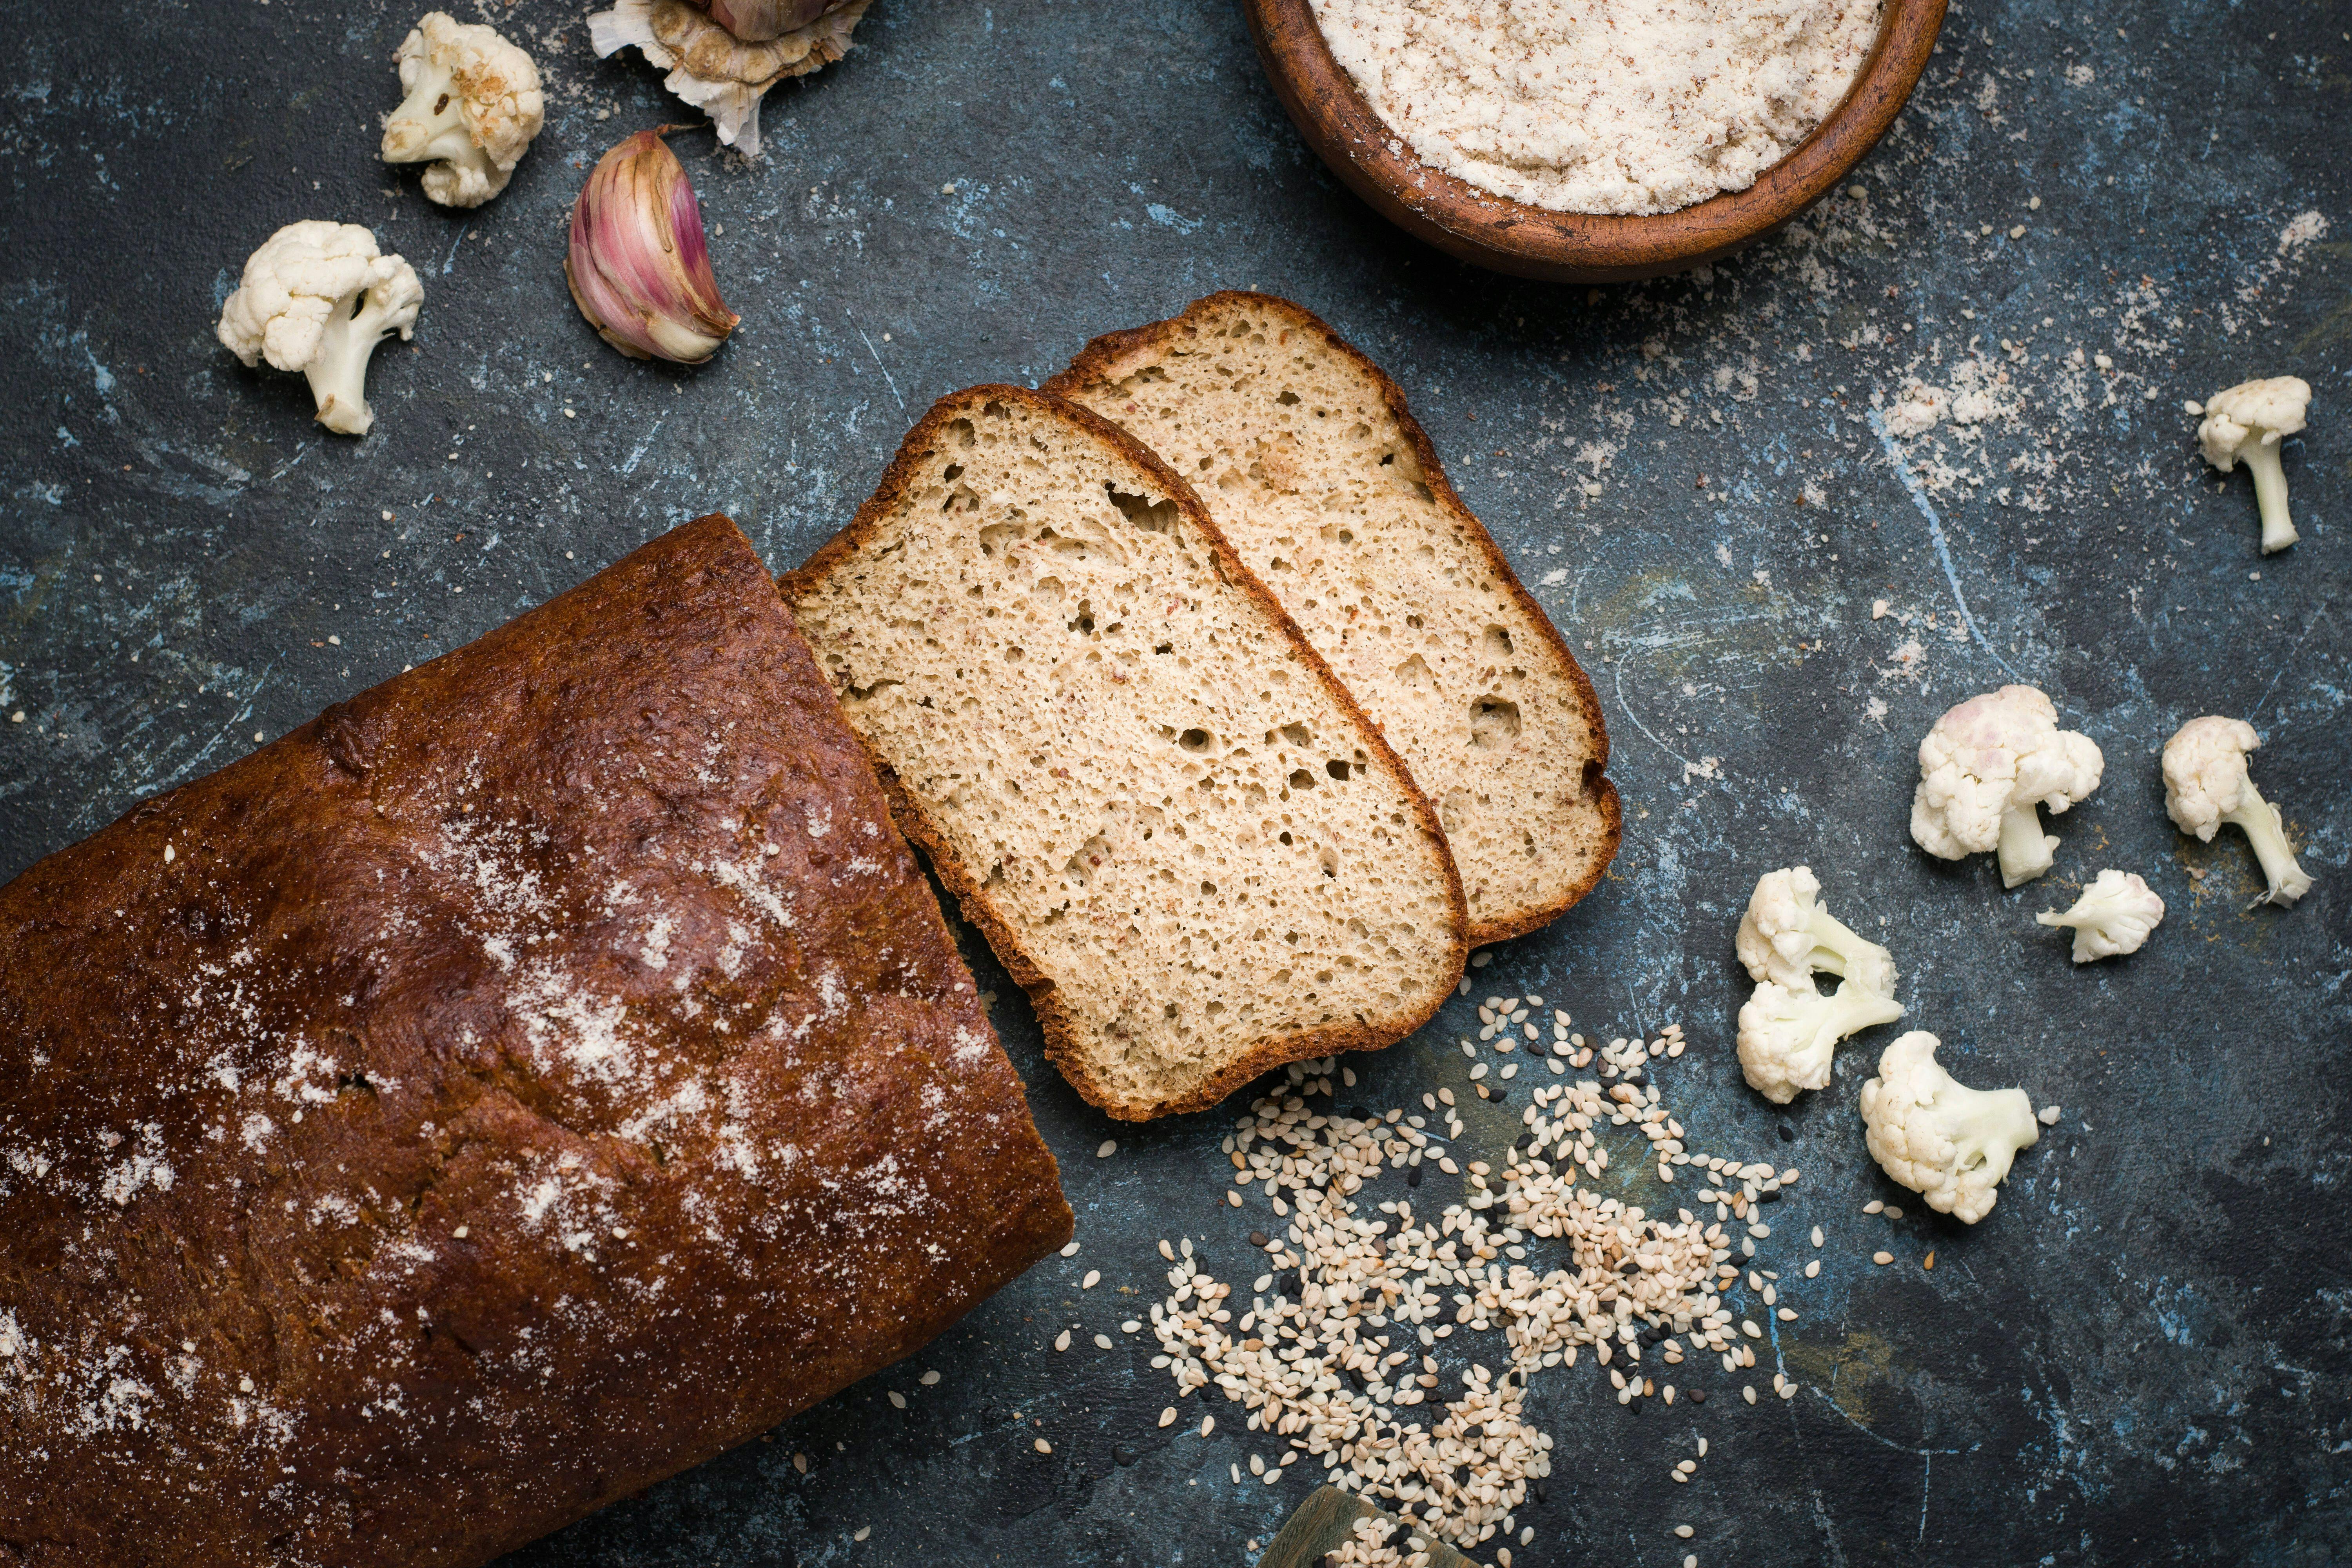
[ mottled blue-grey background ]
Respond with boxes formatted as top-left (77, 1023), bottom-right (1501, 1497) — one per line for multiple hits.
top-left (1, 0), bottom-right (2345, 1562)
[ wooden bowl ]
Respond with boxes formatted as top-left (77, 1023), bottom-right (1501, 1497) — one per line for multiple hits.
top-left (1243, 0), bottom-right (1947, 283)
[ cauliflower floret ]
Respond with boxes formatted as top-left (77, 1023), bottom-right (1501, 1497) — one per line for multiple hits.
top-left (1910, 685), bottom-right (2105, 888)
top-left (2035, 869), bottom-right (2164, 962)
top-left (216, 221), bottom-right (423, 436)
top-left (1858, 1032), bottom-right (2041, 1225)
top-left (2161, 716), bottom-right (2314, 907)
top-left (381, 13), bottom-right (545, 208)
top-left (1736, 979), bottom-right (1905, 1105)
top-left (2196, 376), bottom-right (2310, 555)
top-left (1735, 866), bottom-right (1898, 996)
top-left (588, 0), bottom-right (870, 157)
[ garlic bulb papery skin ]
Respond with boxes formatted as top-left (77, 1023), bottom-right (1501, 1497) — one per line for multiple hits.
top-left (702, 0), bottom-right (854, 42)
top-left (564, 130), bottom-right (740, 365)
top-left (587, 0), bottom-right (871, 156)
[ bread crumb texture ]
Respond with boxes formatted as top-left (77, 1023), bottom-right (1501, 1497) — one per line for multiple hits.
top-left (1053, 296), bottom-right (1617, 942)
top-left (786, 389), bottom-right (1464, 1120)
top-left (1312, 0), bottom-right (1883, 216)
top-left (0, 516), bottom-right (1069, 1568)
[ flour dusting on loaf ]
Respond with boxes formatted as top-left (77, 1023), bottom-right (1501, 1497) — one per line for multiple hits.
top-left (0, 515), bottom-right (1070, 1568)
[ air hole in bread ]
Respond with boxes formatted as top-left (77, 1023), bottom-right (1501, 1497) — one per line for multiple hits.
top-left (1481, 624), bottom-right (1514, 657)
top-left (1470, 697), bottom-right (1521, 750)
top-left (1277, 390), bottom-right (1301, 406)
top-left (1325, 759), bottom-right (1352, 782)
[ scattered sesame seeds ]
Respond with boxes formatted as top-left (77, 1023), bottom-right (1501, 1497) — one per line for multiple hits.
top-left (1083, 1269), bottom-right (1102, 1289)
top-left (920, 1370), bottom-right (941, 1385)
top-left (854, 1525), bottom-right (872, 1541)
top-left (1096, 1333), bottom-right (1114, 1349)
top-left (1098, 1140), bottom-right (1118, 1158)
top-left (793, 1451), bottom-right (809, 1473)
top-left (1063, 1241), bottom-right (1083, 1258)
top-left (1873, 1251), bottom-right (1895, 1266)
top-left (1742, 1385), bottom-right (1757, 1404)
top-left (1034, 1438), bottom-right (1052, 1454)
top-left (888, 1390), bottom-right (906, 1408)
top-left (452, 1225), bottom-right (470, 1240)
top-left (1676, 1524), bottom-right (1695, 1538)
top-left (1923, 1251), bottom-right (1935, 1271)
top-left (1810, 1226), bottom-right (1823, 1248)
top-left (1864, 1201), bottom-right (1882, 1215)
top-left (1142, 1023), bottom-right (1787, 1552)
top-left (1160, 1407), bottom-right (1178, 1427)
top-left (1054, 1330), bottom-right (1071, 1352)
top-left (1804, 1260), bottom-right (1820, 1278)
top-left (1199, 1414), bottom-right (1215, 1437)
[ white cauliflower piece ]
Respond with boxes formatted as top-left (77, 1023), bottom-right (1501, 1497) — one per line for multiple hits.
top-left (2196, 376), bottom-right (2310, 554)
top-left (1910, 685), bottom-right (2105, 888)
top-left (216, 221), bottom-right (423, 436)
top-left (1858, 1032), bottom-right (2040, 1225)
top-left (1736, 979), bottom-right (1905, 1105)
top-left (2035, 869), bottom-right (2165, 962)
top-left (588, 0), bottom-right (870, 158)
top-left (1735, 866), bottom-right (1899, 996)
top-left (2161, 716), bottom-right (2314, 907)
top-left (381, 13), bottom-right (545, 208)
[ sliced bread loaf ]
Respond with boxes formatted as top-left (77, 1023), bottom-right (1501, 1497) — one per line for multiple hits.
top-left (1047, 293), bottom-right (1621, 944)
top-left (782, 387), bottom-right (1467, 1120)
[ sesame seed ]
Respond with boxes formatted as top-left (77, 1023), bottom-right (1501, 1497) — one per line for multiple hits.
top-left (1743, 1385), bottom-right (1757, 1404)
top-left (1054, 1330), bottom-right (1071, 1351)
top-left (1199, 1415), bottom-right (1214, 1437)
top-left (888, 1390), bottom-right (906, 1408)
top-left (1873, 1251), bottom-right (1894, 1265)
top-left (1082, 1270), bottom-right (1101, 1289)
top-left (1063, 1241), bottom-right (1083, 1258)
top-left (793, 1451), bottom-right (809, 1472)
top-left (1804, 1260), bottom-right (1820, 1278)
top-left (452, 1225), bottom-right (470, 1239)
top-left (920, 1370), bottom-right (941, 1385)
top-left (1159, 1407), bottom-right (1178, 1427)
top-left (1923, 1251), bottom-right (1935, 1270)
top-left (1811, 1226), bottom-right (1823, 1247)
top-left (1864, 1201), bottom-right (1882, 1214)
top-left (1034, 1438), bottom-right (1052, 1454)
top-left (1097, 1140), bottom-right (1118, 1158)
top-left (855, 1525), bottom-right (872, 1541)
top-left (1675, 1524), bottom-right (1695, 1537)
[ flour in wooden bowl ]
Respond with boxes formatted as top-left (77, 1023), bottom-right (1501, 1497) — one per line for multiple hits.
top-left (1311, 0), bottom-right (1884, 217)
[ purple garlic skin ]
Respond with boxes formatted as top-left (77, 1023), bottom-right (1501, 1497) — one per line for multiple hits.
top-left (564, 128), bottom-right (740, 365)
top-left (697, 0), bottom-right (852, 41)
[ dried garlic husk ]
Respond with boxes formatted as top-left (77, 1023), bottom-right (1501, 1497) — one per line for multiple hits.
top-left (702, 0), bottom-right (854, 42)
top-left (564, 129), bottom-right (740, 365)
top-left (587, 0), bottom-right (871, 156)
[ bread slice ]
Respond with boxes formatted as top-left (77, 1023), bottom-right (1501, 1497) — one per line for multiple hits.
top-left (1047, 293), bottom-right (1621, 944)
top-left (782, 387), bottom-right (1467, 1120)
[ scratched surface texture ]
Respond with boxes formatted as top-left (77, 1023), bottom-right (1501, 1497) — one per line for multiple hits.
top-left (0, 0), bottom-right (2345, 1562)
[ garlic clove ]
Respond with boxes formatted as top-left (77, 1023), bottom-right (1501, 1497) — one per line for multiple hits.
top-left (564, 128), bottom-right (740, 365)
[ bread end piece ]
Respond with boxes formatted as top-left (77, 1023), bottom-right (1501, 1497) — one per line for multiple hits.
top-left (784, 386), bottom-right (1468, 1120)
top-left (1048, 292), bottom-right (1621, 945)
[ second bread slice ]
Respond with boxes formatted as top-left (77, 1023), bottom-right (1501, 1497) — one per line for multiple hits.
top-left (1049, 293), bottom-right (1621, 944)
top-left (782, 387), bottom-right (1467, 1120)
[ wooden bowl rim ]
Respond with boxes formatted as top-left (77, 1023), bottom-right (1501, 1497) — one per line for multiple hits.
top-left (1243, 0), bottom-right (1947, 282)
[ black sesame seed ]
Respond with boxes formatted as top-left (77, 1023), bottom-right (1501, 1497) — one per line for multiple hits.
top-left (1777, 1122), bottom-right (1795, 1142)
top-left (1490, 1090), bottom-right (1508, 1106)
top-left (1688, 1388), bottom-right (1706, 1404)
top-left (1349, 1105), bottom-right (1372, 1122)
top-left (1112, 1443), bottom-right (1138, 1467)
top-left (1757, 1189), bottom-right (1781, 1204)
top-left (1532, 1481), bottom-right (1548, 1505)
top-left (1250, 1231), bottom-right (1270, 1248)
top-left (1408, 1163), bottom-right (1423, 1188)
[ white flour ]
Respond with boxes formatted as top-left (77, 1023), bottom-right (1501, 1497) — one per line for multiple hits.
top-left (1313, 0), bottom-right (1884, 216)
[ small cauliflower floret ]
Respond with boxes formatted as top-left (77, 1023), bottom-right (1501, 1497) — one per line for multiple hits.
top-left (2196, 376), bottom-right (2311, 554)
top-left (2161, 716), bottom-right (2314, 907)
top-left (1858, 1032), bottom-right (2040, 1225)
top-left (1736, 979), bottom-right (1905, 1105)
top-left (216, 221), bottom-right (423, 436)
top-left (1910, 685), bottom-right (2104, 888)
top-left (1735, 866), bottom-right (1898, 996)
top-left (2035, 869), bottom-right (2165, 962)
top-left (381, 12), bottom-right (545, 208)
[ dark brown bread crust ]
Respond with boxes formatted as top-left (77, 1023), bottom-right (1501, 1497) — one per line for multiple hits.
top-left (1046, 292), bottom-right (1623, 944)
top-left (0, 516), bottom-right (1071, 1568)
top-left (781, 386), bottom-right (1469, 1121)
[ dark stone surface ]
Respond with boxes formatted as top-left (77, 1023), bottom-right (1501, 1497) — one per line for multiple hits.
top-left (0, 0), bottom-right (2344, 1563)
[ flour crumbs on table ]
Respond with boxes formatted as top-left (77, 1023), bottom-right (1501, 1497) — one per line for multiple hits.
top-left (1312, 0), bottom-right (1883, 216)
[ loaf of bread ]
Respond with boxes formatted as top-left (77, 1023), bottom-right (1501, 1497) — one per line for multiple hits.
top-left (782, 387), bottom-right (1467, 1120)
top-left (0, 516), bottom-right (1071, 1568)
top-left (1048, 293), bottom-right (1621, 943)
